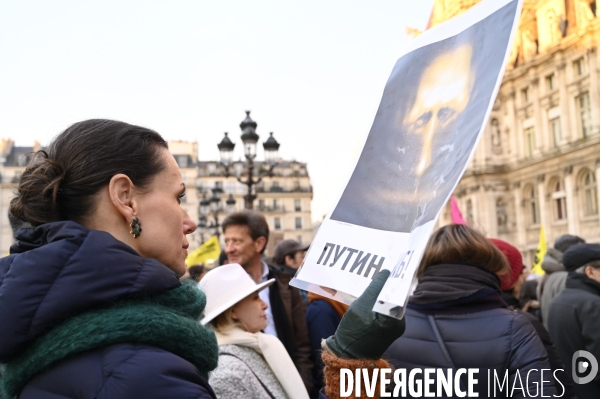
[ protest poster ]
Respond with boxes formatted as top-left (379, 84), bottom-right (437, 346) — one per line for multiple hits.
top-left (290, 0), bottom-right (523, 318)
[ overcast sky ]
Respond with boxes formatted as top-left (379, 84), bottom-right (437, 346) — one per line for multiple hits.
top-left (0, 0), bottom-right (433, 222)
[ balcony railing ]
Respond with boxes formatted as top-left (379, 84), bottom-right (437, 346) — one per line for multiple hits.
top-left (256, 186), bottom-right (313, 193)
top-left (257, 205), bottom-right (286, 212)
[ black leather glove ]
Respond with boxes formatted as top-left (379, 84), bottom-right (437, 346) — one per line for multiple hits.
top-left (325, 269), bottom-right (406, 359)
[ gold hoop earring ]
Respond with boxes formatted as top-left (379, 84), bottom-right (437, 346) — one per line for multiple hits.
top-left (130, 217), bottom-right (142, 239)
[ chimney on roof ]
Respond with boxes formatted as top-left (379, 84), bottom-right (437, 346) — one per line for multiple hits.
top-left (0, 139), bottom-right (14, 159)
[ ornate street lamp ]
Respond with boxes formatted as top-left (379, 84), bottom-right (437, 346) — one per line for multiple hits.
top-left (263, 132), bottom-right (280, 166)
top-left (226, 194), bottom-right (236, 214)
top-left (217, 111), bottom-right (281, 210)
top-left (217, 133), bottom-right (235, 167)
top-left (198, 183), bottom-right (235, 239)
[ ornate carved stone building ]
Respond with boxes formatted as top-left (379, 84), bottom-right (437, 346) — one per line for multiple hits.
top-left (434, 0), bottom-right (600, 264)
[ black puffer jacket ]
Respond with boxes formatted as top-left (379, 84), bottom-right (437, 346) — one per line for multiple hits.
top-left (383, 264), bottom-right (557, 398)
top-left (548, 273), bottom-right (600, 399)
top-left (0, 221), bottom-right (218, 399)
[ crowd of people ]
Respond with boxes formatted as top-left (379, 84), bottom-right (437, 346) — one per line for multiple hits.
top-left (0, 119), bottom-right (599, 398)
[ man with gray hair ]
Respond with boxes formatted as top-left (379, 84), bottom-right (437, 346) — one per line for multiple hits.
top-left (548, 243), bottom-right (600, 398)
top-left (538, 234), bottom-right (585, 329)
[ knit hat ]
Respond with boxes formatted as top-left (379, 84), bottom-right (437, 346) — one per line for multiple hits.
top-left (562, 243), bottom-right (600, 271)
top-left (554, 234), bottom-right (585, 253)
top-left (489, 238), bottom-right (523, 291)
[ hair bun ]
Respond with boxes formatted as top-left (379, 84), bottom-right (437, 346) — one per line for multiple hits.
top-left (11, 119), bottom-right (168, 227)
top-left (10, 151), bottom-right (67, 226)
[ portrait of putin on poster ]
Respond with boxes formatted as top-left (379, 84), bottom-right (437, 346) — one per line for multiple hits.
top-left (330, 14), bottom-right (512, 233)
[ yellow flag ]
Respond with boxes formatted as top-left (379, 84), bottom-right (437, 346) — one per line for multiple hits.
top-left (531, 225), bottom-right (547, 276)
top-left (405, 26), bottom-right (422, 38)
top-left (186, 235), bottom-right (221, 267)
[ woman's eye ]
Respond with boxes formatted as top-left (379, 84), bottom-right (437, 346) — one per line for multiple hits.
top-left (177, 192), bottom-right (186, 204)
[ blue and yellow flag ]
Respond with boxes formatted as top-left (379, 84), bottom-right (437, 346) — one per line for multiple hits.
top-left (186, 235), bottom-right (221, 267)
top-left (531, 225), bottom-right (547, 276)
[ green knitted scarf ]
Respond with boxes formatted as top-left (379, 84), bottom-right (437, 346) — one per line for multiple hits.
top-left (0, 280), bottom-right (218, 398)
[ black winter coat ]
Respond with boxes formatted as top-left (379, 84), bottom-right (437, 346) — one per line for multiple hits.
top-left (0, 221), bottom-right (217, 399)
top-left (383, 263), bottom-right (557, 398)
top-left (548, 273), bottom-right (600, 399)
top-left (384, 307), bottom-right (558, 398)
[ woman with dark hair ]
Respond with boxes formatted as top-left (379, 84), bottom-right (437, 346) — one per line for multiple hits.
top-left (0, 119), bottom-right (406, 399)
top-left (0, 120), bottom-right (218, 398)
top-left (382, 224), bottom-right (558, 398)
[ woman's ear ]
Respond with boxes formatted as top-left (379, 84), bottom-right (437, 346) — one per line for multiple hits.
top-left (108, 174), bottom-right (137, 221)
top-left (229, 307), bottom-right (240, 322)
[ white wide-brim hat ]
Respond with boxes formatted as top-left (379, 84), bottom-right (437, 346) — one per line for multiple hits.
top-left (198, 263), bottom-right (275, 325)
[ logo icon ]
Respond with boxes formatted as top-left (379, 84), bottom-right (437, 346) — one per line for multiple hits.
top-left (572, 350), bottom-right (598, 385)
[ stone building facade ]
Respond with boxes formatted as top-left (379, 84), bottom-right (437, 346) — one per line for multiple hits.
top-left (193, 159), bottom-right (314, 256)
top-left (433, 0), bottom-right (600, 264)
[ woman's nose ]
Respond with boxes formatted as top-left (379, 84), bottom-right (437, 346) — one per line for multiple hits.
top-left (182, 209), bottom-right (196, 234)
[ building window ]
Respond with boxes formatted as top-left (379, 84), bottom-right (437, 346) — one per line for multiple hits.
top-left (177, 155), bottom-right (188, 168)
top-left (270, 180), bottom-right (282, 193)
top-left (274, 217), bottom-right (281, 230)
top-left (525, 185), bottom-right (539, 225)
top-left (582, 171), bottom-right (598, 216)
top-left (574, 58), bottom-right (585, 76)
top-left (550, 117), bottom-right (561, 147)
top-left (545, 74), bottom-right (555, 91)
top-left (297, 235), bottom-right (303, 243)
top-left (577, 92), bottom-right (591, 138)
top-left (258, 199), bottom-right (265, 210)
top-left (521, 87), bottom-right (529, 103)
top-left (524, 126), bottom-right (535, 157)
top-left (207, 163), bottom-right (216, 174)
top-left (552, 180), bottom-right (567, 221)
top-left (273, 199), bottom-right (279, 210)
top-left (295, 217), bottom-right (302, 230)
top-left (294, 199), bottom-right (301, 212)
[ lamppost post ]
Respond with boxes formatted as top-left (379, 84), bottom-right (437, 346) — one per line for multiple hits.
top-left (197, 183), bottom-right (236, 242)
top-left (217, 111), bottom-right (280, 210)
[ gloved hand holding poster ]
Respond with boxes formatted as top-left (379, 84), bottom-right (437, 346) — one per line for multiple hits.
top-left (290, 0), bottom-right (523, 318)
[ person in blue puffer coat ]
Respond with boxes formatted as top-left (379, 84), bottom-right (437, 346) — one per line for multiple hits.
top-left (0, 119), bottom-right (219, 399)
top-left (383, 224), bottom-right (559, 398)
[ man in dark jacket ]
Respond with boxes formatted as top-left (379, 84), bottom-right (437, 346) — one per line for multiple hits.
top-left (539, 234), bottom-right (585, 328)
top-left (548, 243), bottom-right (600, 398)
top-left (222, 212), bottom-right (313, 392)
top-left (272, 239), bottom-right (310, 302)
